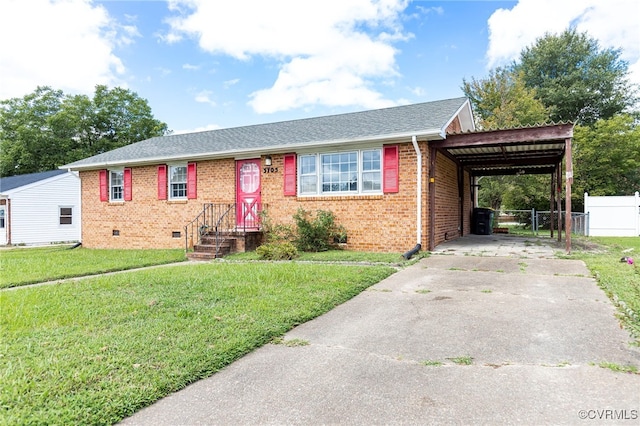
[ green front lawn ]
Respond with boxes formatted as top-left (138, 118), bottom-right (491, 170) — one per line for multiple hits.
top-left (0, 262), bottom-right (395, 425)
top-left (0, 246), bottom-right (186, 288)
top-left (226, 249), bottom-right (412, 264)
top-left (570, 236), bottom-right (640, 340)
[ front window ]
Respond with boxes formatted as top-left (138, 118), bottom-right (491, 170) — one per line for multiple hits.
top-left (322, 152), bottom-right (358, 193)
top-left (362, 150), bottom-right (381, 192)
top-left (298, 149), bottom-right (382, 196)
top-left (110, 170), bottom-right (123, 201)
top-left (59, 207), bottom-right (72, 225)
top-left (0, 208), bottom-right (5, 228)
top-left (299, 155), bottom-right (318, 194)
top-left (169, 165), bottom-right (187, 199)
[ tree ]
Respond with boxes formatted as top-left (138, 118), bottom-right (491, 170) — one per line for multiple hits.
top-left (0, 87), bottom-right (66, 175)
top-left (0, 85), bottom-right (168, 176)
top-left (501, 174), bottom-right (552, 212)
top-left (464, 28), bottom-right (639, 213)
top-left (517, 29), bottom-right (637, 125)
top-left (462, 68), bottom-right (551, 211)
top-left (571, 114), bottom-right (640, 210)
top-left (462, 67), bottom-right (550, 128)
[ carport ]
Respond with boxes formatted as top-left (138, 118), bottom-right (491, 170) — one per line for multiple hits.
top-left (429, 123), bottom-right (575, 252)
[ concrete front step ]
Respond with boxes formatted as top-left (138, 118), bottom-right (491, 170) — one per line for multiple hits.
top-left (186, 251), bottom-right (218, 261)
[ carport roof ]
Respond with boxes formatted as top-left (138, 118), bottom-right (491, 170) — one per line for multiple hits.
top-left (432, 123), bottom-right (574, 176)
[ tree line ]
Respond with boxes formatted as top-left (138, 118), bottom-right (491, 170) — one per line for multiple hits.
top-left (462, 29), bottom-right (639, 211)
top-left (0, 85), bottom-right (168, 177)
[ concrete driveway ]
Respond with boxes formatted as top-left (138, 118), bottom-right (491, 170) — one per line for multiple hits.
top-left (122, 235), bottom-right (640, 425)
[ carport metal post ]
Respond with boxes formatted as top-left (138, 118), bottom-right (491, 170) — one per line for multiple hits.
top-left (549, 169), bottom-right (555, 238)
top-left (557, 164), bottom-right (562, 244)
top-left (565, 137), bottom-right (573, 253)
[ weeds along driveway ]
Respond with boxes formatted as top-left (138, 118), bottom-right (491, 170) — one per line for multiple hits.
top-left (121, 241), bottom-right (640, 425)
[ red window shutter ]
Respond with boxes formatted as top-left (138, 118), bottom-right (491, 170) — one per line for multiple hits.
top-left (123, 168), bottom-right (132, 201)
top-left (283, 154), bottom-right (296, 196)
top-left (383, 145), bottom-right (399, 193)
top-left (99, 170), bottom-right (108, 201)
top-left (157, 165), bottom-right (167, 200)
top-left (187, 162), bottom-right (197, 199)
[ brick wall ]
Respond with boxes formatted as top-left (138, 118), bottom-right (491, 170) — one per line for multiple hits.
top-left (80, 140), bottom-right (470, 253)
top-left (446, 116), bottom-right (462, 133)
top-left (463, 169), bottom-right (472, 235)
top-left (433, 152), bottom-right (460, 245)
top-left (81, 160), bottom-right (236, 249)
top-left (262, 142), bottom-right (425, 253)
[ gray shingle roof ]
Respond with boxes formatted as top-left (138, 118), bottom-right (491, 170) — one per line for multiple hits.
top-left (63, 97), bottom-right (469, 170)
top-left (0, 170), bottom-right (67, 193)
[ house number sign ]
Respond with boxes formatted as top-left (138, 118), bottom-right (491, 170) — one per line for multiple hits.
top-left (263, 167), bottom-right (279, 173)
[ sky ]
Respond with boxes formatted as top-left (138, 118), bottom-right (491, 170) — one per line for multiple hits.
top-left (1, 0), bottom-right (639, 134)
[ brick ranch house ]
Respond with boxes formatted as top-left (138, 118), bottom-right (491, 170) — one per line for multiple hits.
top-left (63, 97), bottom-right (575, 257)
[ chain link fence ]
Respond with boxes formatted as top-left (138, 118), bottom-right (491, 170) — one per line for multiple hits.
top-left (535, 211), bottom-right (588, 236)
top-left (495, 209), bottom-right (588, 236)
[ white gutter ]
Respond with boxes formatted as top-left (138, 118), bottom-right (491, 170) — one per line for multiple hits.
top-left (412, 135), bottom-right (422, 245)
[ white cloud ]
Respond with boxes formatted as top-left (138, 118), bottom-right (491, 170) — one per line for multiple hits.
top-left (0, 0), bottom-right (133, 100)
top-left (164, 0), bottom-right (410, 114)
top-left (486, 0), bottom-right (640, 85)
top-left (224, 79), bottom-right (240, 88)
top-left (194, 90), bottom-right (216, 107)
top-left (410, 86), bottom-right (426, 97)
top-left (155, 67), bottom-right (172, 77)
top-left (182, 63), bottom-right (200, 70)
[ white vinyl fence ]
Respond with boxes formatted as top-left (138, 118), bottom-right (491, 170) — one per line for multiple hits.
top-left (584, 192), bottom-right (640, 237)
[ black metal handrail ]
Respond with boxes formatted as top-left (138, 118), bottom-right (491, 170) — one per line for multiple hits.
top-left (184, 203), bottom-right (263, 254)
top-left (214, 204), bottom-right (235, 256)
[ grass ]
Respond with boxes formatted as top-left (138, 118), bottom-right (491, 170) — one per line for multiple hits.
top-left (0, 262), bottom-right (395, 425)
top-left (448, 356), bottom-right (473, 365)
top-left (420, 360), bottom-right (443, 367)
top-left (0, 246), bottom-right (186, 289)
top-left (595, 362), bottom-right (639, 374)
top-left (225, 249), bottom-right (414, 264)
top-left (569, 236), bottom-right (640, 340)
top-left (271, 337), bottom-right (310, 347)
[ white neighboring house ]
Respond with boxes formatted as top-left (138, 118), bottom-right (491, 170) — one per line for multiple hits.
top-left (0, 170), bottom-right (81, 245)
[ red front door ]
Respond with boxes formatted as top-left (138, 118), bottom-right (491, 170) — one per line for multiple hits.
top-left (236, 159), bottom-right (261, 228)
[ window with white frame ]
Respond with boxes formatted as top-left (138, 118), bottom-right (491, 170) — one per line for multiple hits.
top-left (298, 149), bottom-right (382, 195)
top-left (169, 165), bottom-right (187, 199)
top-left (59, 207), bottom-right (73, 225)
top-left (110, 170), bottom-right (123, 201)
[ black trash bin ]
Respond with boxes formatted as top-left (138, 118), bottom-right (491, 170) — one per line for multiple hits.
top-left (472, 208), bottom-right (494, 235)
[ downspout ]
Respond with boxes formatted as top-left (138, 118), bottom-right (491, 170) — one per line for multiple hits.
top-left (403, 135), bottom-right (422, 259)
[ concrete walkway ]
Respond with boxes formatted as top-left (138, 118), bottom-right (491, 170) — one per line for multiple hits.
top-left (121, 235), bottom-right (640, 425)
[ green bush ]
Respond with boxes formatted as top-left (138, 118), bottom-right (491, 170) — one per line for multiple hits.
top-left (256, 242), bottom-right (299, 260)
top-left (260, 210), bottom-right (296, 243)
top-left (293, 208), bottom-right (339, 252)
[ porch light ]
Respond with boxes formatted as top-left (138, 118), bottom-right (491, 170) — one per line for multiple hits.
top-left (264, 155), bottom-right (272, 166)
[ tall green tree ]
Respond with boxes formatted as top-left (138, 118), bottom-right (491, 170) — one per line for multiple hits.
top-left (572, 114), bottom-right (640, 209)
top-left (0, 85), bottom-right (168, 176)
top-left (517, 29), bottom-right (637, 125)
top-left (0, 87), bottom-right (66, 175)
top-left (462, 67), bottom-right (551, 210)
top-left (462, 67), bottom-right (550, 128)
